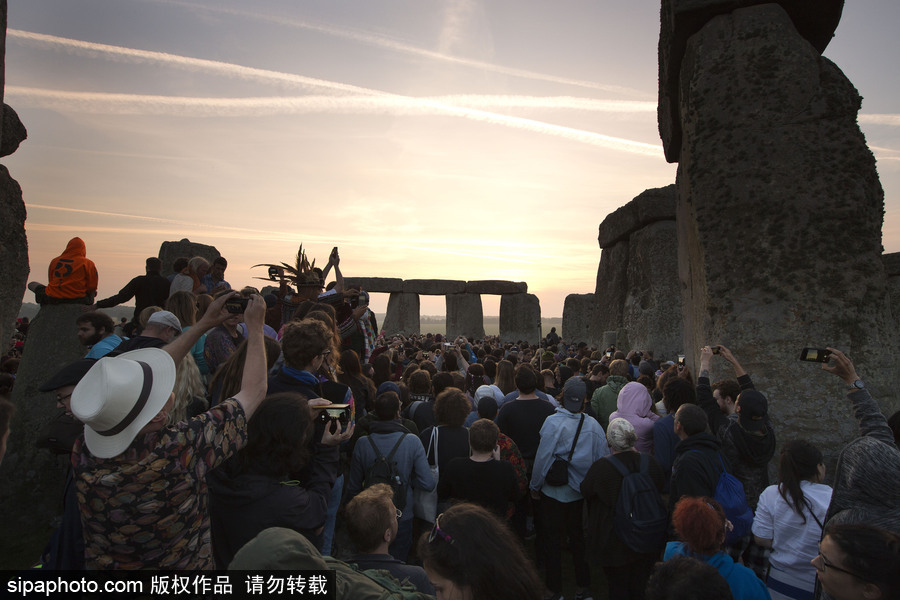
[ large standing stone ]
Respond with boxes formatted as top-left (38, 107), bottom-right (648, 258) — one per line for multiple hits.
top-left (673, 4), bottom-right (897, 456)
top-left (562, 294), bottom-right (595, 344)
top-left (446, 294), bottom-right (485, 341)
top-left (883, 253), bottom-right (900, 339)
top-left (382, 293), bottom-right (420, 336)
top-left (0, 165), bottom-right (27, 356)
top-left (658, 0), bottom-right (844, 162)
top-left (590, 185), bottom-right (681, 357)
top-left (158, 239), bottom-right (220, 278)
top-left (499, 293), bottom-right (541, 344)
top-left (0, 304), bottom-right (88, 565)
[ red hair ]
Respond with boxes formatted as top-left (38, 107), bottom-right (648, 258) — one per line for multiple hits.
top-left (672, 497), bottom-right (726, 555)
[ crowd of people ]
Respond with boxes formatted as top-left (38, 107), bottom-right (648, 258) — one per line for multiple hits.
top-left (2, 239), bottom-right (900, 600)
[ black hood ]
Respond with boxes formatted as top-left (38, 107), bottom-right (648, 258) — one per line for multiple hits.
top-left (727, 422), bottom-right (776, 467)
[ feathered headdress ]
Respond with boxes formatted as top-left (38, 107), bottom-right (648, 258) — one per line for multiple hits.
top-left (253, 244), bottom-right (323, 288)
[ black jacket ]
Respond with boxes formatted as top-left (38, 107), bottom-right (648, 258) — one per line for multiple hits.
top-left (669, 432), bottom-right (728, 514)
top-left (96, 273), bottom-right (170, 322)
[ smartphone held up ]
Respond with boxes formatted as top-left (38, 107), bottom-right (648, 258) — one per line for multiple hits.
top-left (799, 347), bottom-right (832, 363)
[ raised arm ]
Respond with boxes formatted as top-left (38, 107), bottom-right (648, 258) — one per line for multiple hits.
top-left (231, 294), bottom-right (268, 418)
top-left (823, 347), bottom-right (895, 445)
top-left (164, 290), bottom-right (237, 364)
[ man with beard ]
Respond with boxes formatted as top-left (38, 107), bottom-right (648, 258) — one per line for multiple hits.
top-left (75, 312), bottom-right (123, 359)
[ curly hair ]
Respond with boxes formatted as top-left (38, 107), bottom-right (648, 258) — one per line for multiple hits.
top-left (281, 319), bottom-right (332, 370)
top-left (672, 496), bottom-right (726, 555)
top-left (408, 369), bottom-right (432, 395)
top-left (418, 503), bottom-right (542, 600)
top-left (434, 387), bottom-right (471, 427)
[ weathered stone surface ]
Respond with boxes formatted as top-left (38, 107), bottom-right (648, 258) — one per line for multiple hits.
top-left (675, 4), bottom-right (896, 461)
top-left (592, 186), bottom-right (681, 356)
top-left (402, 279), bottom-right (466, 295)
top-left (881, 253), bottom-right (900, 277)
top-left (0, 166), bottom-right (28, 359)
top-left (465, 280), bottom-right (527, 295)
top-left (499, 293), bottom-right (541, 344)
top-left (158, 239), bottom-right (220, 278)
top-left (0, 304), bottom-right (89, 559)
top-left (446, 294), bottom-right (485, 340)
top-left (659, 0), bottom-right (844, 162)
top-left (597, 185), bottom-right (677, 248)
top-left (342, 277), bottom-right (404, 293)
top-left (562, 294), bottom-right (595, 344)
top-left (1, 104), bottom-right (26, 157)
top-left (592, 239), bottom-right (629, 343)
top-left (620, 220), bottom-right (682, 359)
top-left (382, 293), bottom-right (420, 336)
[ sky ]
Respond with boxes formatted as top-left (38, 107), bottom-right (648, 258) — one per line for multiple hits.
top-left (5, 0), bottom-right (899, 318)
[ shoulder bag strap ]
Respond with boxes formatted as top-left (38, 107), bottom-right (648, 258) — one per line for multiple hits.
top-left (567, 414), bottom-right (586, 461)
top-left (386, 433), bottom-right (407, 461)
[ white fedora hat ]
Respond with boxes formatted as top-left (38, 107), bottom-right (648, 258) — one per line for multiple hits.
top-left (71, 348), bottom-right (176, 458)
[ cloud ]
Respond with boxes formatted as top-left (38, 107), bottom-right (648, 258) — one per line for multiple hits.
top-left (138, 0), bottom-right (650, 97)
top-left (859, 114), bottom-right (900, 126)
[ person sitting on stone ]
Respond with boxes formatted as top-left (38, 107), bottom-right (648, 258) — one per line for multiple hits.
top-left (70, 291), bottom-right (268, 570)
top-left (343, 483), bottom-right (435, 595)
top-left (93, 257), bottom-right (170, 324)
top-left (28, 236), bottom-right (98, 305)
top-left (202, 256), bottom-right (231, 295)
top-left (438, 418), bottom-right (519, 519)
top-left (75, 311), bottom-right (122, 359)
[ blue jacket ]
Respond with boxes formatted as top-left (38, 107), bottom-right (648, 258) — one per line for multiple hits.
top-left (531, 408), bottom-right (609, 500)
top-left (664, 542), bottom-right (772, 600)
top-left (347, 420), bottom-right (435, 521)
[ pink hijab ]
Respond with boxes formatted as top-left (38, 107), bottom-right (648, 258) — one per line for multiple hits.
top-left (608, 381), bottom-right (660, 454)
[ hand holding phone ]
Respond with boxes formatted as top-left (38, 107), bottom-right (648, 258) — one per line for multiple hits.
top-left (799, 347), bottom-right (831, 363)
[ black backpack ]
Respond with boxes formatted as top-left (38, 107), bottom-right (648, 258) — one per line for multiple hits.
top-left (365, 434), bottom-right (409, 511)
top-left (607, 453), bottom-right (667, 554)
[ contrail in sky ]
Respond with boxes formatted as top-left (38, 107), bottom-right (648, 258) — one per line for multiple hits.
top-left (139, 0), bottom-right (650, 97)
top-left (860, 114), bottom-right (900, 126)
top-left (6, 87), bottom-right (656, 116)
top-left (6, 30), bottom-right (662, 156)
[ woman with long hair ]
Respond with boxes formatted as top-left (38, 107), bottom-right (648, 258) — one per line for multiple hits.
top-left (752, 440), bottom-right (831, 600)
top-left (665, 497), bottom-right (770, 600)
top-left (166, 290), bottom-right (209, 376)
top-left (494, 360), bottom-right (515, 396)
top-left (418, 503), bottom-right (542, 600)
top-left (208, 392), bottom-right (347, 568)
top-left (337, 349), bottom-right (377, 414)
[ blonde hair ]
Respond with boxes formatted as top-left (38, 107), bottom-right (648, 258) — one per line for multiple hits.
top-left (138, 305), bottom-right (162, 329)
top-left (168, 355), bottom-right (207, 425)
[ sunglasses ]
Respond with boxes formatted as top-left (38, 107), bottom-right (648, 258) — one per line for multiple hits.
top-left (428, 513), bottom-right (454, 545)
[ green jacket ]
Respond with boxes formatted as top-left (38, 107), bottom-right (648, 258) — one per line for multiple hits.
top-left (590, 375), bottom-right (628, 430)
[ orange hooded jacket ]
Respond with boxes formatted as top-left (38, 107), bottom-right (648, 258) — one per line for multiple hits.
top-left (45, 237), bottom-right (99, 299)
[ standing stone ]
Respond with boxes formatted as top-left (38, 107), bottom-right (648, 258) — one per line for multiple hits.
top-left (562, 294), bottom-right (595, 344)
top-left (883, 253), bottom-right (900, 339)
top-left (0, 165), bottom-right (27, 354)
top-left (591, 185), bottom-right (680, 357)
top-left (158, 238), bottom-right (220, 278)
top-left (672, 4), bottom-right (898, 455)
top-left (446, 294), bottom-right (485, 341)
top-left (382, 293), bottom-right (420, 337)
top-left (499, 293), bottom-right (541, 344)
top-left (0, 304), bottom-right (88, 565)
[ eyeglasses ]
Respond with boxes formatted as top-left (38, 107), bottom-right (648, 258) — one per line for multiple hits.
top-left (56, 392), bottom-right (73, 403)
top-left (814, 550), bottom-right (867, 580)
top-left (428, 513), bottom-right (454, 545)
top-left (319, 350), bottom-right (332, 357)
